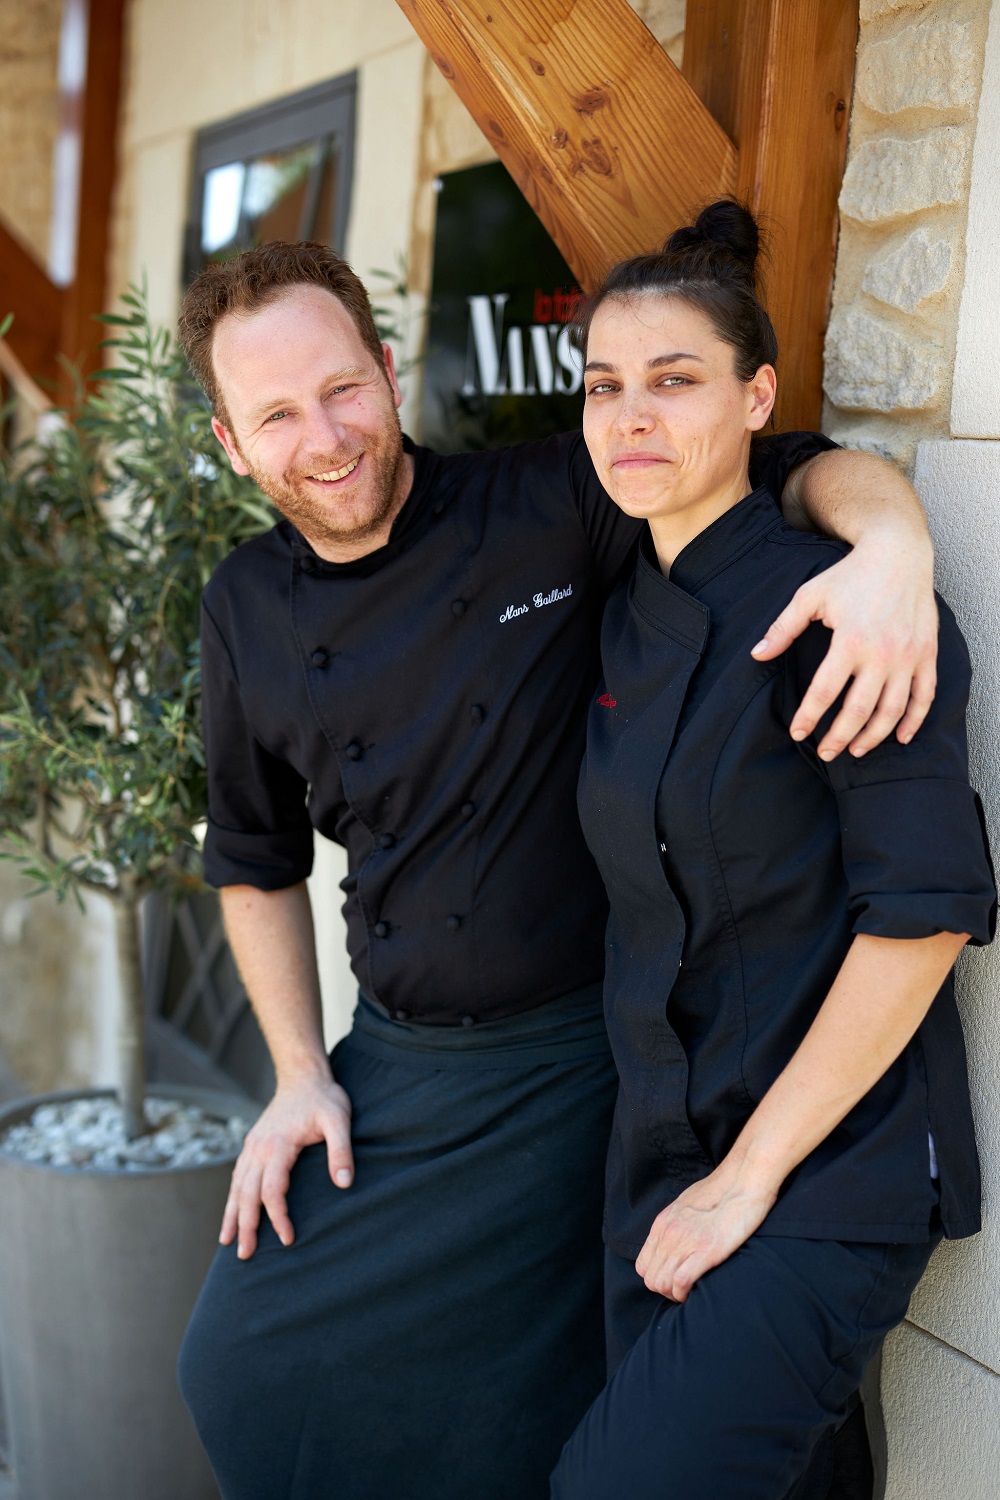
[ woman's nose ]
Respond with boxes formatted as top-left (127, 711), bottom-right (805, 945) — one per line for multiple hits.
top-left (615, 390), bottom-right (655, 434)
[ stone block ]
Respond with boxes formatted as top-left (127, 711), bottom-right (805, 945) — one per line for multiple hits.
top-left (859, 0), bottom-right (930, 20)
top-left (824, 308), bottom-right (943, 412)
top-left (862, 227), bottom-right (954, 312)
top-left (857, 19), bottom-right (977, 114)
top-left (840, 127), bottom-right (969, 222)
top-left (881, 1322), bottom-right (1000, 1500)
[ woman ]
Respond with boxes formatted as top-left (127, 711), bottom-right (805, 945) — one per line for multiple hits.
top-left (551, 202), bottom-right (996, 1498)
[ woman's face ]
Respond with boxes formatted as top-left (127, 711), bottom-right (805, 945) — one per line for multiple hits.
top-left (582, 294), bottom-right (775, 535)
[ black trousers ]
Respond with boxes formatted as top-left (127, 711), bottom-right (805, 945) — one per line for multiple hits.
top-left (550, 1233), bottom-right (936, 1500)
top-left (178, 988), bottom-right (617, 1500)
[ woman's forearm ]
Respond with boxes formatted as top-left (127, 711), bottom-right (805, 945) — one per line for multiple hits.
top-left (635, 930), bottom-right (968, 1299)
top-left (730, 930), bottom-right (967, 1191)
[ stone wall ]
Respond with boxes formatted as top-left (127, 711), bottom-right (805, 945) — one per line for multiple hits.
top-left (0, 0), bottom-right (61, 266)
top-left (823, 0), bottom-right (990, 469)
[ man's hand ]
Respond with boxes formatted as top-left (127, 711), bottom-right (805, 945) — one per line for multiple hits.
top-left (635, 1164), bottom-right (777, 1303)
top-left (752, 531), bottom-right (937, 760)
top-left (220, 1074), bottom-right (354, 1260)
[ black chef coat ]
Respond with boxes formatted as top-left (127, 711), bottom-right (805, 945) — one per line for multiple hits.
top-left (200, 431), bottom-right (833, 1026)
top-left (579, 488), bottom-right (996, 1251)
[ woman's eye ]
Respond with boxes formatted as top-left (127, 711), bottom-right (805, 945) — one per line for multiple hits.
top-left (586, 382), bottom-right (617, 397)
top-left (660, 376), bottom-right (690, 388)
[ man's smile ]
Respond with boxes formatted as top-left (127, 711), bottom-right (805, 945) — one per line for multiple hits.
top-left (308, 454), bottom-right (362, 485)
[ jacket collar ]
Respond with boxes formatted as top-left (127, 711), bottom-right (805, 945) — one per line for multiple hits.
top-left (630, 486), bottom-right (780, 648)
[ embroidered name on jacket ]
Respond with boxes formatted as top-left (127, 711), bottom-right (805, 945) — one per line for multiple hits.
top-left (499, 584), bottom-right (573, 623)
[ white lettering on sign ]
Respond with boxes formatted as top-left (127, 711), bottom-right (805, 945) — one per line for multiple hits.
top-left (533, 585), bottom-right (572, 608)
top-left (499, 603), bottom-right (529, 623)
top-left (462, 295), bottom-right (584, 397)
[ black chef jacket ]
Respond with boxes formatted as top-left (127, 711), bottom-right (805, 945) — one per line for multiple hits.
top-left (200, 431), bottom-right (833, 1026)
top-left (579, 488), bottom-right (996, 1251)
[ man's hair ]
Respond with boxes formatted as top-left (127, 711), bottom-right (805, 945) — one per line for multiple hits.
top-left (177, 241), bottom-right (385, 420)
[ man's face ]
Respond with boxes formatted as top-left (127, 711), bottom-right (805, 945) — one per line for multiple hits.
top-left (211, 285), bottom-right (410, 560)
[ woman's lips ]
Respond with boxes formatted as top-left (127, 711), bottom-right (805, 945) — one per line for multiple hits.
top-left (610, 454), bottom-right (671, 469)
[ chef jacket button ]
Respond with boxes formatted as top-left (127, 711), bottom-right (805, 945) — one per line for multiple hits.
top-left (470, 703), bottom-right (486, 725)
top-left (345, 741), bottom-right (362, 761)
top-left (433, 501), bottom-right (445, 516)
top-left (374, 921), bottom-right (389, 938)
top-left (395, 1008), bottom-right (410, 1021)
top-left (310, 648), bottom-right (328, 668)
top-left (451, 599), bottom-right (467, 617)
top-left (300, 555), bottom-right (316, 575)
top-left (379, 832), bottom-right (396, 849)
top-left (461, 1015), bottom-right (475, 1028)
top-left (446, 914), bottom-right (462, 932)
top-left (460, 801), bottom-right (476, 820)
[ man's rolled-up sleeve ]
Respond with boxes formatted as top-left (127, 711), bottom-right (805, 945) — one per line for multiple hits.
top-left (200, 599), bottom-right (314, 890)
top-left (787, 596), bottom-right (997, 947)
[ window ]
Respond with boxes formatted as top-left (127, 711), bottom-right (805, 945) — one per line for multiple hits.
top-left (183, 73), bottom-right (356, 283)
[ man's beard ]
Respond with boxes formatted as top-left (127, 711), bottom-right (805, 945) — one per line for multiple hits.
top-left (239, 408), bottom-right (406, 550)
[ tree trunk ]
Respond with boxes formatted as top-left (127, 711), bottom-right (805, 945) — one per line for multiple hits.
top-left (112, 881), bottom-right (147, 1140)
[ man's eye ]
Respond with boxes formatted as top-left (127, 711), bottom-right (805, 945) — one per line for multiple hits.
top-left (267, 411), bottom-right (288, 422)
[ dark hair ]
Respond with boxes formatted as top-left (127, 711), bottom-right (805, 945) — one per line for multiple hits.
top-left (177, 241), bottom-right (386, 421)
top-left (578, 200), bottom-right (778, 379)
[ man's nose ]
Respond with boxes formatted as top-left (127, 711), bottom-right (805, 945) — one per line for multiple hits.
top-left (302, 402), bottom-right (350, 454)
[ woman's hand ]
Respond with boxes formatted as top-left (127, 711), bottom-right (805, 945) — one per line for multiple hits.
top-left (635, 1163), bottom-right (778, 1303)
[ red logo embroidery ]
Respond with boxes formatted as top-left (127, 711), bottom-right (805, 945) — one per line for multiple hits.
top-left (596, 692), bottom-right (617, 708)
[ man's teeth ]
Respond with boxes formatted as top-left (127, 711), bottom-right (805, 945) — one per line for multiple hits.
top-left (312, 457), bottom-right (360, 482)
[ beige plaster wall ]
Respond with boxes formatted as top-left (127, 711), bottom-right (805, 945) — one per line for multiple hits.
top-left (823, 0), bottom-right (991, 470)
top-left (825, 2), bottom-right (1000, 1492)
top-left (0, 0), bottom-right (61, 265)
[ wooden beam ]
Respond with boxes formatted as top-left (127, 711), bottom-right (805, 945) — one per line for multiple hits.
top-left (60, 0), bottom-right (128, 382)
top-left (0, 217), bottom-right (64, 394)
top-left (684, 0), bottom-right (858, 430)
top-left (396, 0), bottom-right (738, 291)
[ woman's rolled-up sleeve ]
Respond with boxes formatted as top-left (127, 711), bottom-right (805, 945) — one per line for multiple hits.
top-left (200, 599), bottom-right (314, 890)
top-left (786, 595), bottom-right (997, 946)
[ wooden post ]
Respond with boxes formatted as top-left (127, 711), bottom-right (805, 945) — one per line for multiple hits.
top-left (397, 0), bottom-right (858, 432)
top-left (395, 0), bottom-right (737, 291)
top-left (60, 0), bottom-right (129, 385)
top-left (0, 222), bottom-right (64, 394)
top-left (683, 0), bottom-right (858, 430)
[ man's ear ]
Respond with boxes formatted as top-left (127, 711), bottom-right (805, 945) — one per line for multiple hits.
top-left (381, 342), bottom-right (404, 411)
top-left (211, 415), bottom-right (251, 476)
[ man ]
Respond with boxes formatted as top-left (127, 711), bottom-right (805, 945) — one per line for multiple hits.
top-left (176, 242), bottom-right (938, 1500)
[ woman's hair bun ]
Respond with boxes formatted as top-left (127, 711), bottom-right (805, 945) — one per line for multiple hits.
top-left (664, 200), bottom-right (761, 289)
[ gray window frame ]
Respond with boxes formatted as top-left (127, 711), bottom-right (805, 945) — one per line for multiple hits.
top-left (183, 71), bottom-right (357, 283)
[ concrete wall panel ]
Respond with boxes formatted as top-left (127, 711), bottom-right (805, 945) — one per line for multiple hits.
top-left (882, 1320), bottom-right (1000, 1500)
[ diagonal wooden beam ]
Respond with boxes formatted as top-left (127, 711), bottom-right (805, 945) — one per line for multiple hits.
top-left (396, 0), bottom-right (738, 291)
top-left (0, 217), bottom-right (64, 394)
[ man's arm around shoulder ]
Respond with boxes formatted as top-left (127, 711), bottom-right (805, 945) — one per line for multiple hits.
top-left (762, 446), bottom-right (938, 761)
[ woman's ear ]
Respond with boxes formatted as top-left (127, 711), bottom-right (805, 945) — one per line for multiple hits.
top-left (747, 364), bottom-right (777, 432)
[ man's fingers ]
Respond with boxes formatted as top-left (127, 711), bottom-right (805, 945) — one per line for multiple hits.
top-left (846, 672), bottom-right (915, 757)
top-left (323, 1113), bottom-right (355, 1189)
top-left (751, 586), bottom-right (820, 662)
top-left (895, 658), bottom-right (937, 745)
top-left (787, 646), bottom-right (858, 744)
top-left (260, 1154), bottom-right (295, 1248)
top-left (815, 669), bottom-right (887, 760)
top-left (235, 1160), bottom-right (264, 1260)
top-left (219, 1170), bottom-right (242, 1246)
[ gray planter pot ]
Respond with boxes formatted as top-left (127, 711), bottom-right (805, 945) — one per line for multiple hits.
top-left (0, 1084), bottom-right (255, 1500)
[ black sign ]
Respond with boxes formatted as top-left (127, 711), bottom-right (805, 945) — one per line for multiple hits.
top-left (420, 162), bottom-right (585, 453)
